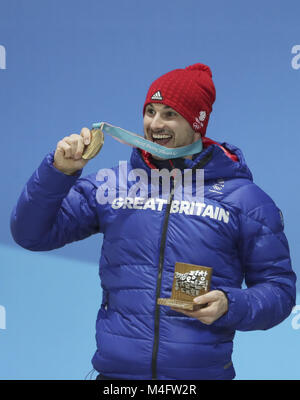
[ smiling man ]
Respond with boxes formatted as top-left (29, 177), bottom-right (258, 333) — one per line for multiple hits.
top-left (10, 63), bottom-right (296, 380)
top-left (144, 103), bottom-right (200, 152)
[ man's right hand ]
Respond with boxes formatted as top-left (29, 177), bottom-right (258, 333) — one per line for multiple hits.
top-left (53, 127), bottom-right (91, 175)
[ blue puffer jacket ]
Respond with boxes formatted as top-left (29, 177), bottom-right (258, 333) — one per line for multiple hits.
top-left (10, 141), bottom-right (296, 380)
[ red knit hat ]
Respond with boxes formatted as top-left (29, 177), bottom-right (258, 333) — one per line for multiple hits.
top-left (143, 63), bottom-right (216, 136)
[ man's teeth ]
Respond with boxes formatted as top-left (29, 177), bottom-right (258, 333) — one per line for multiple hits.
top-left (152, 134), bottom-right (172, 139)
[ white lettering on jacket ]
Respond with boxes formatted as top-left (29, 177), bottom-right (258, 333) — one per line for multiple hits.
top-left (111, 197), bottom-right (230, 223)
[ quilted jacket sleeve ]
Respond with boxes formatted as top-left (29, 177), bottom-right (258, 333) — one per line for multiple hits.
top-left (10, 151), bottom-right (100, 251)
top-left (214, 188), bottom-right (297, 331)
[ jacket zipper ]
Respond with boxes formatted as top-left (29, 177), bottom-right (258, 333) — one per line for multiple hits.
top-left (151, 175), bottom-right (175, 380)
top-left (149, 152), bottom-right (213, 379)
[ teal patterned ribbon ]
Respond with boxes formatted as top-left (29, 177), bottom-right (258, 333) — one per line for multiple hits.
top-left (92, 122), bottom-right (203, 159)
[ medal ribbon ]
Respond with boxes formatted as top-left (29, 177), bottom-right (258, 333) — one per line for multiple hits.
top-left (92, 122), bottom-right (203, 159)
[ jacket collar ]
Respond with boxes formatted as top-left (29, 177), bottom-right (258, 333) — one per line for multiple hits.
top-left (130, 140), bottom-right (253, 182)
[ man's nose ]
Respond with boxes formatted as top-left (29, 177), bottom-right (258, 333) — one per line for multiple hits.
top-left (150, 113), bottom-right (165, 131)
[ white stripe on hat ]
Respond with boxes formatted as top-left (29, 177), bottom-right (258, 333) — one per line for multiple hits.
top-left (151, 90), bottom-right (163, 100)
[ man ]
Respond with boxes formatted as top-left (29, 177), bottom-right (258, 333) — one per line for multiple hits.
top-left (10, 63), bottom-right (296, 380)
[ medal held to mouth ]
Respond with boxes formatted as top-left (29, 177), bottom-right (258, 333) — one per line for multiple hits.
top-left (84, 122), bottom-right (203, 160)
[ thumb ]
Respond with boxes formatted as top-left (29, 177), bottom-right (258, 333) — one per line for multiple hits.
top-left (193, 291), bottom-right (217, 305)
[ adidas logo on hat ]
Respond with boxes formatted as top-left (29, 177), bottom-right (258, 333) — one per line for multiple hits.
top-left (151, 90), bottom-right (163, 100)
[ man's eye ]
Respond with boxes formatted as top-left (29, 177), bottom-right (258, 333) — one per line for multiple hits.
top-left (166, 111), bottom-right (177, 117)
top-left (147, 108), bottom-right (155, 115)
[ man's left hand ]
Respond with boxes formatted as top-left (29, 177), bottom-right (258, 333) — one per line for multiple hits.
top-left (170, 290), bottom-right (228, 325)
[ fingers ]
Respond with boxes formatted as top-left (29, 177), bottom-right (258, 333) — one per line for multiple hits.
top-left (56, 139), bottom-right (73, 159)
top-left (80, 127), bottom-right (91, 145)
top-left (171, 304), bottom-right (212, 318)
top-left (170, 305), bottom-right (216, 325)
top-left (170, 307), bottom-right (196, 318)
top-left (57, 128), bottom-right (91, 160)
top-left (63, 136), bottom-right (81, 160)
top-left (170, 291), bottom-right (228, 325)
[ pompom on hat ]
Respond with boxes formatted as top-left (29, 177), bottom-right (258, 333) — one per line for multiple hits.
top-left (143, 63), bottom-right (216, 136)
